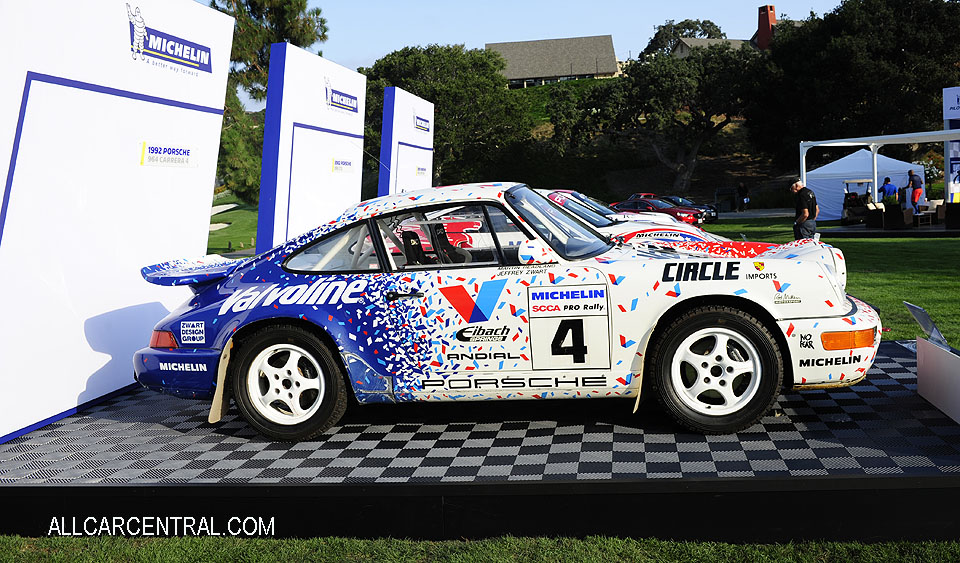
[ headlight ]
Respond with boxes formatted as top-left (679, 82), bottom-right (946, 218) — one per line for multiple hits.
top-left (677, 212), bottom-right (690, 217)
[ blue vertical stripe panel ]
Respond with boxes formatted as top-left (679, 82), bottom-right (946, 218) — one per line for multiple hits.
top-left (256, 42), bottom-right (288, 253)
top-left (377, 86), bottom-right (397, 197)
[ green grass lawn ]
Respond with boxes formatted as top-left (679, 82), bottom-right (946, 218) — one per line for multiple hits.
top-left (5, 536), bottom-right (960, 561)
top-left (206, 193), bottom-right (258, 255)
top-left (703, 217), bottom-right (960, 344)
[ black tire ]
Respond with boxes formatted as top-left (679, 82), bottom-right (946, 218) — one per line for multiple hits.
top-left (231, 325), bottom-right (347, 441)
top-left (647, 306), bottom-right (783, 434)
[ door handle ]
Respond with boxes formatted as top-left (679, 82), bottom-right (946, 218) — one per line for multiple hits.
top-left (386, 290), bottom-right (423, 301)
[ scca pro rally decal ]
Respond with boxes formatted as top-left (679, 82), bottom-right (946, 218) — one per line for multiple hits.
top-left (219, 280), bottom-right (367, 315)
top-left (528, 286), bottom-right (606, 314)
top-left (662, 261), bottom-right (740, 282)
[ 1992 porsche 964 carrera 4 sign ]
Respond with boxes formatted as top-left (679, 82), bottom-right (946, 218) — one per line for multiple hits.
top-left (134, 183), bottom-right (881, 440)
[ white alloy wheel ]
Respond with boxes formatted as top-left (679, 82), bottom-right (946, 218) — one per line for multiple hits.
top-left (669, 327), bottom-right (762, 416)
top-left (245, 343), bottom-right (325, 425)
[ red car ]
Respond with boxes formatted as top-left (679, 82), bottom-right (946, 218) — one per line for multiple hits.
top-left (611, 198), bottom-right (704, 224)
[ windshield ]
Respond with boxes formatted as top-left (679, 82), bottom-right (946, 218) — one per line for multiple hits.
top-left (569, 192), bottom-right (619, 216)
top-left (647, 199), bottom-right (674, 209)
top-left (506, 186), bottom-right (612, 260)
top-left (676, 197), bottom-right (695, 206)
top-left (541, 191), bottom-right (615, 228)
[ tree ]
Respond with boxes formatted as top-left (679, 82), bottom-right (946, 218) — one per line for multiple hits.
top-left (209, 0), bottom-right (329, 204)
top-left (603, 44), bottom-right (765, 193)
top-left (361, 45), bottom-right (532, 186)
top-left (641, 19), bottom-right (725, 59)
top-left (747, 0), bottom-right (960, 167)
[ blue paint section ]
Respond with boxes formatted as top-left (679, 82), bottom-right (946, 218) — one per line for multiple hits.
top-left (1, 71), bottom-right (223, 251)
top-left (377, 86), bottom-right (397, 197)
top-left (472, 279), bottom-right (508, 322)
top-left (397, 141), bottom-right (434, 152)
top-left (0, 384), bottom-right (139, 445)
top-left (256, 42), bottom-right (288, 254)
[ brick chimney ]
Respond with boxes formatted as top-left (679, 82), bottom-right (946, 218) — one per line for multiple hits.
top-left (756, 5), bottom-right (776, 50)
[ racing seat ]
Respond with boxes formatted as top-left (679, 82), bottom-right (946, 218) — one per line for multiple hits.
top-left (401, 231), bottom-right (433, 267)
top-left (432, 224), bottom-right (471, 264)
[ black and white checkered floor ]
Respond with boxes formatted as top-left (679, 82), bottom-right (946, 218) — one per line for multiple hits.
top-left (2, 341), bottom-right (956, 485)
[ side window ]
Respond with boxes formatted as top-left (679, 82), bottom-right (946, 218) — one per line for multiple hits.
top-left (375, 204), bottom-right (501, 270)
top-left (285, 223), bottom-right (381, 272)
top-left (485, 206), bottom-right (527, 266)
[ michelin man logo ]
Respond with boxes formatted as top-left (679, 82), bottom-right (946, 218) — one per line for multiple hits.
top-left (127, 4), bottom-right (147, 60)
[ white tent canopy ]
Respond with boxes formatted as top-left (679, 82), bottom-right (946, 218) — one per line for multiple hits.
top-left (805, 149), bottom-right (914, 221)
top-left (800, 128), bottom-right (960, 207)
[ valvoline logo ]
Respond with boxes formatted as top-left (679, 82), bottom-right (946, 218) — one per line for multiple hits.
top-left (126, 4), bottom-right (212, 73)
top-left (438, 279), bottom-right (507, 323)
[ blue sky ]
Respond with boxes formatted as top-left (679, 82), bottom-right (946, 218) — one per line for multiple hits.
top-left (314, 1), bottom-right (842, 70)
top-left (240, 1), bottom-right (841, 109)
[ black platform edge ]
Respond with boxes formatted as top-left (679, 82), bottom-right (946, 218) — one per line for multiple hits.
top-left (4, 474), bottom-right (960, 541)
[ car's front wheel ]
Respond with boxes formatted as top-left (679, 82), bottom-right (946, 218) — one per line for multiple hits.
top-left (648, 306), bottom-right (783, 434)
top-left (231, 325), bottom-right (347, 441)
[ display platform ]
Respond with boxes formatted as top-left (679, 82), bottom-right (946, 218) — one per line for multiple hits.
top-left (0, 342), bottom-right (955, 484)
top-left (4, 341), bottom-right (960, 540)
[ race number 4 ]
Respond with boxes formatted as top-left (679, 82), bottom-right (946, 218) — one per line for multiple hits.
top-left (529, 315), bottom-right (610, 369)
top-left (550, 319), bottom-right (587, 363)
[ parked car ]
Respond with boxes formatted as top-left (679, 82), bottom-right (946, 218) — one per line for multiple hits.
top-left (540, 189), bottom-right (847, 287)
top-left (542, 189), bottom-right (716, 242)
top-left (612, 198), bottom-right (704, 224)
top-left (135, 183), bottom-right (880, 439)
top-left (658, 195), bottom-right (719, 223)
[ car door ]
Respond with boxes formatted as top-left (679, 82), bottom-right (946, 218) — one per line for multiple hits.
top-left (369, 202), bottom-right (614, 399)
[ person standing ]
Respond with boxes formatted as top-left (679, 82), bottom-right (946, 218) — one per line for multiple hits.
top-left (879, 177), bottom-right (898, 201)
top-left (906, 169), bottom-right (924, 213)
top-left (791, 180), bottom-right (819, 240)
top-left (737, 182), bottom-right (750, 212)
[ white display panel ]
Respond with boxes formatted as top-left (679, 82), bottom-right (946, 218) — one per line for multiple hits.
top-left (377, 86), bottom-right (435, 196)
top-left (257, 44), bottom-right (366, 251)
top-left (0, 0), bottom-right (234, 441)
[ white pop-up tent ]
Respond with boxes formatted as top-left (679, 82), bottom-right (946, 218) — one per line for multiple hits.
top-left (805, 149), bottom-right (914, 221)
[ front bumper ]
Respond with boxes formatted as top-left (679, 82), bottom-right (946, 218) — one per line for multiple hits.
top-left (779, 296), bottom-right (883, 389)
top-left (133, 346), bottom-right (221, 399)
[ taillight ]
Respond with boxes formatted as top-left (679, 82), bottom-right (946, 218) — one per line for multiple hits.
top-left (150, 330), bottom-right (178, 348)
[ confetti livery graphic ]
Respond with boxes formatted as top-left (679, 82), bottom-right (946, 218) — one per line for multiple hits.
top-left (133, 183), bottom-right (882, 438)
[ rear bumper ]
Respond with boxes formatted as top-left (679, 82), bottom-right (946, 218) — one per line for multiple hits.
top-left (133, 346), bottom-right (221, 399)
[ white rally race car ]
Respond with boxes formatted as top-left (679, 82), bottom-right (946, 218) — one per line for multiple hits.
top-left (137, 183), bottom-right (881, 439)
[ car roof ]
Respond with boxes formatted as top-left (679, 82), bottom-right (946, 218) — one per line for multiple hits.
top-left (337, 182), bottom-right (522, 224)
top-left (273, 183), bottom-right (526, 255)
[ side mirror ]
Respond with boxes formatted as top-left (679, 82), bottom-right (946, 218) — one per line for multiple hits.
top-left (517, 239), bottom-right (559, 265)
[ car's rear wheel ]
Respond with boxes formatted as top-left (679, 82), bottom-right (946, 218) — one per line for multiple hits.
top-left (231, 325), bottom-right (347, 441)
top-left (648, 306), bottom-right (783, 434)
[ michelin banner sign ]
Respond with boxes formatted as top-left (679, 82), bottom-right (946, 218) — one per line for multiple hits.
top-left (377, 86), bottom-right (435, 196)
top-left (0, 0), bottom-right (233, 442)
top-left (256, 44), bottom-right (367, 252)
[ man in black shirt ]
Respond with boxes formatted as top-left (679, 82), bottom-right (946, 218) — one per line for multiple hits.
top-left (791, 180), bottom-right (819, 240)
